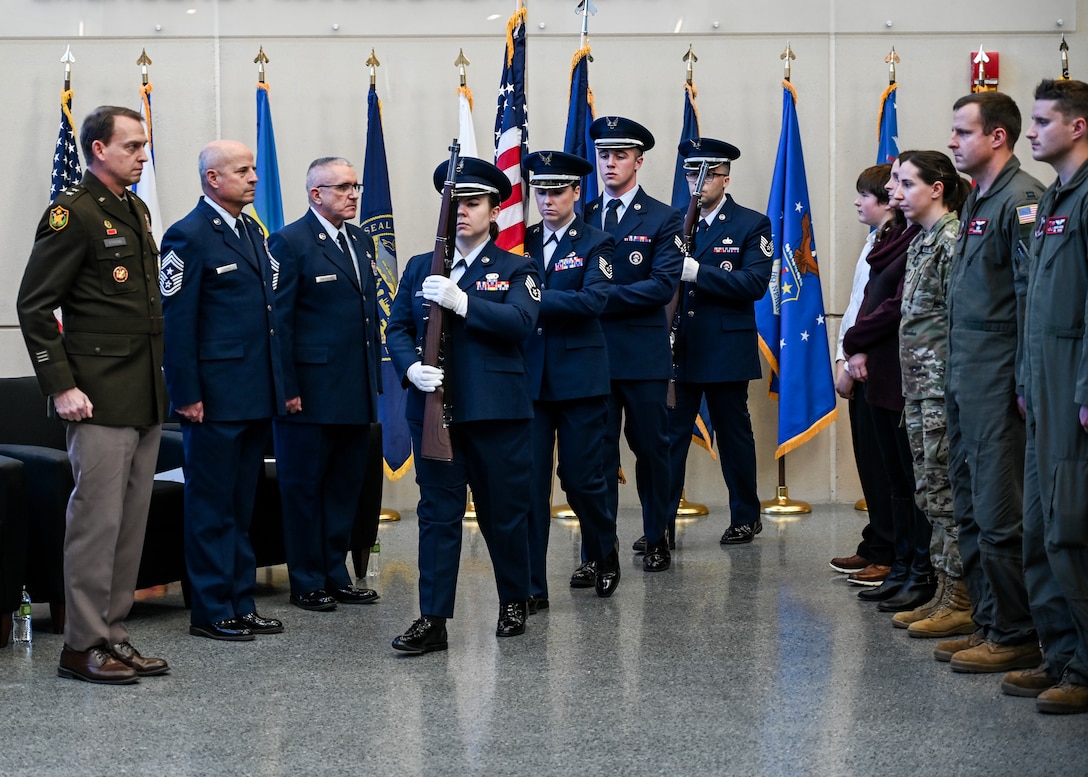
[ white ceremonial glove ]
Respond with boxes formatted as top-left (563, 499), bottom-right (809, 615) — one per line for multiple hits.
top-left (406, 362), bottom-right (444, 393)
top-left (681, 256), bottom-right (700, 283)
top-left (422, 275), bottom-right (469, 317)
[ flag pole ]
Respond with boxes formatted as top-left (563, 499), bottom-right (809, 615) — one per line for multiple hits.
top-left (1060, 34), bottom-right (1071, 80)
top-left (761, 40), bottom-right (812, 518)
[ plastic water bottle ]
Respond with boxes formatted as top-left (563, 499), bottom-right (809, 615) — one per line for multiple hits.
top-left (12, 587), bottom-right (32, 644)
top-left (366, 542), bottom-right (381, 579)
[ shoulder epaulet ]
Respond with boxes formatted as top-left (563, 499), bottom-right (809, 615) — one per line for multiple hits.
top-left (58, 184), bottom-right (88, 202)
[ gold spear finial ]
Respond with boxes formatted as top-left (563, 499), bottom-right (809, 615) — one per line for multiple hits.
top-left (1060, 34), bottom-right (1071, 80)
top-left (780, 41), bottom-right (796, 82)
top-left (683, 44), bottom-right (698, 86)
top-left (254, 45), bottom-right (270, 83)
top-left (885, 46), bottom-right (900, 85)
top-left (137, 48), bottom-right (152, 86)
top-left (366, 48), bottom-right (380, 87)
top-left (455, 48), bottom-right (470, 88)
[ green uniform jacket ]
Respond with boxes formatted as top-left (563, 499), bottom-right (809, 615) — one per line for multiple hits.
top-left (16, 171), bottom-right (167, 427)
top-left (900, 211), bottom-right (959, 400)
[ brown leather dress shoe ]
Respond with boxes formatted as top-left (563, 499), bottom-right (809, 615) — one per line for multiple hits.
top-left (847, 564), bottom-right (891, 586)
top-left (58, 645), bottom-right (139, 685)
top-left (111, 642), bottom-right (170, 676)
top-left (829, 554), bottom-right (870, 574)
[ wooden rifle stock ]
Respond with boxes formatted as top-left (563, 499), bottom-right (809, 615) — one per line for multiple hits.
top-left (420, 141), bottom-right (460, 461)
top-left (666, 161), bottom-right (710, 408)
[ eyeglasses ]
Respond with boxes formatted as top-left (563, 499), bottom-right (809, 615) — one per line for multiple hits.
top-left (316, 183), bottom-right (363, 193)
top-left (684, 172), bottom-right (728, 181)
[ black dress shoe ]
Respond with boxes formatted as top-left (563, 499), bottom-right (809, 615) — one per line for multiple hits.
top-left (720, 520), bottom-right (763, 545)
top-left (528, 595), bottom-right (550, 614)
top-left (237, 612), bottom-right (284, 634)
top-left (291, 590), bottom-right (337, 611)
top-left (331, 585), bottom-right (380, 605)
top-left (496, 601), bottom-right (528, 637)
top-left (857, 577), bottom-right (906, 602)
top-left (595, 548), bottom-right (621, 597)
top-left (877, 574), bottom-right (938, 612)
top-left (569, 561), bottom-right (596, 588)
top-left (189, 619), bottom-right (255, 641)
top-left (392, 616), bottom-right (448, 654)
top-left (643, 538), bottom-right (672, 572)
top-left (632, 534), bottom-right (676, 554)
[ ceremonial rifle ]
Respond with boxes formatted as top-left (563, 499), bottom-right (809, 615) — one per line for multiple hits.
top-left (666, 160), bottom-right (709, 408)
top-left (420, 140), bottom-right (460, 461)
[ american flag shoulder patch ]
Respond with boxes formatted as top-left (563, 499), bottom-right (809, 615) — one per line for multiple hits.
top-left (1017, 204), bottom-right (1038, 225)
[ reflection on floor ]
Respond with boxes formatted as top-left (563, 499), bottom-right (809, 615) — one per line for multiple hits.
top-left (1, 504), bottom-right (1083, 776)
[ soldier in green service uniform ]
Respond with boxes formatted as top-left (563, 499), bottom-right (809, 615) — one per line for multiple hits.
top-left (930, 92), bottom-right (1044, 671)
top-left (16, 106), bottom-right (170, 685)
top-left (1013, 78), bottom-right (1088, 714)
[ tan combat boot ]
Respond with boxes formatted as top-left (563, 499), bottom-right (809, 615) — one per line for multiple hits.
top-left (892, 571), bottom-right (946, 629)
top-left (907, 577), bottom-right (975, 638)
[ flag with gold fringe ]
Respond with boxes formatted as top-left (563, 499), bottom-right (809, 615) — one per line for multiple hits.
top-left (252, 82), bottom-right (284, 236)
top-left (458, 83), bottom-right (479, 159)
top-left (755, 81), bottom-right (837, 458)
top-left (493, 6), bottom-right (528, 253)
top-left (563, 43), bottom-right (597, 215)
top-left (51, 87), bottom-right (81, 201)
top-left (361, 82), bottom-right (412, 481)
top-left (877, 82), bottom-right (899, 164)
top-left (132, 81), bottom-right (163, 244)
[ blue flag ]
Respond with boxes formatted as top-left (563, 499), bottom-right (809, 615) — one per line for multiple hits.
top-left (51, 88), bottom-right (82, 201)
top-left (756, 82), bottom-right (837, 458)
top-left (361, 84), bottom-right (412, 481)
top-left (563, 46), bottom-right (597, 214)
top-left (252, 83), bottom-right (284, 236)
top-left (669, 82), bottom-right (716, 459)
top-left (877, 83), bottom-right (899, 164)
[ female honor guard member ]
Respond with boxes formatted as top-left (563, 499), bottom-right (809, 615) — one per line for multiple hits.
top-left (523, 151), bottom-right (620, 608)
top-left (387, 157), bottom-right (540, 654)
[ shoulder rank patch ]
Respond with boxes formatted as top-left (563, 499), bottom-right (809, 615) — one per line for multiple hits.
top-left (1017, 204), bottom-right (1038, 225)
top-left (49, 205), bottom-right (69, 231)
top-left (760, 236), bottom-right (774, 257)
top-left (599, 255), bottom-right (613, 280)
top-left (525, 274), bottom-right (541, 302)
top-left (160, 250), bottom-right (184, 297)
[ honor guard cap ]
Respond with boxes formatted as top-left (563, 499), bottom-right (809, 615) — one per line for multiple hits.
top-left (432, 156), bottom-right (513, 201)
top-left (679, 137), bottom-right (741, 169)
top-left (524, 150), bottom-right (593, 190)
top-left (590, 116), bottom-right (656, 151)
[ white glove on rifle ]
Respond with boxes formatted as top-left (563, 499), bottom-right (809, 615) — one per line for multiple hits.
top-left (407, 362), bottom-right (444, 393)
top-left (422, 275), bottom-right (469, 317)
top-left (681, 256), bottom-right (700, 283)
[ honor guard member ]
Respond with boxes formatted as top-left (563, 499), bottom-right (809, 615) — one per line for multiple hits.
top-left (387, 157), bottom-right (540, 653)
top-left (667, 138), bottom-right (772, 546)
top-left (926, 93), bottom-right (1042, 656)
top-left (161, 140), bottom-right (289, 641)
top-left (1015, 79), bottom-right (1088, 713)
top-left (583, 116), bottom-right (683, 575)
top-left (268, 157), bottom-right (382, 613)
top-left (523, 151), bottom-right (620, 607)
top-left (17, 106), bottom-right (169, 684)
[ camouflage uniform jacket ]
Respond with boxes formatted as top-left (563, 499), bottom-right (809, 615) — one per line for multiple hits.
top-left (900, 211), bottom-right (959, 400)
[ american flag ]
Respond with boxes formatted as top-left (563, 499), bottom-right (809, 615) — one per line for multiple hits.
top-left (493, 6), bottom-right (528, 254)
top-left (51, 89), bottom-right (82, 201)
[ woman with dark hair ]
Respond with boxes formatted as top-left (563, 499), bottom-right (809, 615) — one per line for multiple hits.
top-left (878, 150), bottom-right (974, 618)
top-left (841, 159), bottom-right (922, 602)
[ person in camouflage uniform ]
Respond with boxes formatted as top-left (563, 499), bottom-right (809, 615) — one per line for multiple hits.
top-left (880, 150), bottom-right (970, 616)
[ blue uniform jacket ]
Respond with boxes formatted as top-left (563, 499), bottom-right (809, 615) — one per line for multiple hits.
top-left (161, 199), bottom-right (286, 420)
top-left (675, 194), bottom-right (772, 383)
top-left (268, 211), bottom-right (382, 425)
top-left (387, 240), bottom-right (540, 423)
top-left (584, 187), bottom-right (683, 380)
top-left (523, 217), bottom-right (613, 402)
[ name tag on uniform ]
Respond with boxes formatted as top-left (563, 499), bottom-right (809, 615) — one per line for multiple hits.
top-left (216, 263), bottom-right (238, 274)
top-left (315, 274), bottom-right (338, 283)
top-left (103, 237), bottom-right (127, 248)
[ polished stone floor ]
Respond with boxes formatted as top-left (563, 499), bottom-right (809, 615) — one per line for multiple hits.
top-left (1, 503), bottom-right (1084, 776)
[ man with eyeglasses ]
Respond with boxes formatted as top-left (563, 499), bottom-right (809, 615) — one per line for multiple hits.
top-left (665, 138), bottom-right (773, 546)
top-left (267, 157), bottom-right (382, 612)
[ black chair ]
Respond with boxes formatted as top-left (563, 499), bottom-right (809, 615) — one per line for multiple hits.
top-left (0, 455), bottom-right (29, 647)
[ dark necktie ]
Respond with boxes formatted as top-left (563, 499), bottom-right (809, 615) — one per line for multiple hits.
top-left (337, 231), bottom-right (360, 283)
top-left (543, 232), bottom-right (558, 269)
top-left (696, 219), bottom-right (709, 251)
top-left (604, 198), bottom-right (622, 235)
